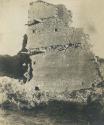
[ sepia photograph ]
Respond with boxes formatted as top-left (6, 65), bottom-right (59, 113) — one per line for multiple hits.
top-left (0, 0), bottom-right (104, 125)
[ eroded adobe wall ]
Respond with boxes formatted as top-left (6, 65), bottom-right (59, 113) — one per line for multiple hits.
top-left (28, 0), bottom-right (71, 25)
top-left (30, 37), bottom-right (101, 92)
top-left (27, 1), bottom-right (102, 92)
top-left (27, 0), bottom-right (72, 48)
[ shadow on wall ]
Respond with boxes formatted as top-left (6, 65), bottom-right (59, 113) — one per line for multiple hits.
top-left (0, 53), bottom-right (33, 83)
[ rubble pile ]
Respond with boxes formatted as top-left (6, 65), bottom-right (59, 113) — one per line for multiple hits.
top-left (0, 77), bottom-right (104, 112)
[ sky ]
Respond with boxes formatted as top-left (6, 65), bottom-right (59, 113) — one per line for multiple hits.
top-left (0, 0), bottom-right (104, 58)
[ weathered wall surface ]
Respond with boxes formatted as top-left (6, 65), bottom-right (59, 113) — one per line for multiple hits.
top-left (27, 1), bottom-right (102, 92)
top-left (30, 46), bottom-right (101, 92)
top-left (28, 0), bottom-right (72, 25)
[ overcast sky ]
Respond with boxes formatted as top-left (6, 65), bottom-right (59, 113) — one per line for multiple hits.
top-left (0, 0), bottom-right (104, 58)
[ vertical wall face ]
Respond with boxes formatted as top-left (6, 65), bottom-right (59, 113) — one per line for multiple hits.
top-left (27, 1), bottom-right (72, 48)
top-left (28, 1), bottom-right (71, 24)
top-left (28, 18), bottom-right (69, 48)
top-left (30, 46), bottom-right (101, 92)
top-left (27, 1), bottom-right (102, 92)
top-left (28, 1), bottom-right (57, 22)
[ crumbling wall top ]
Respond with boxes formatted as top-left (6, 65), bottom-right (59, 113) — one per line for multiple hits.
top-left (28, 0), bottom-right (72, 25)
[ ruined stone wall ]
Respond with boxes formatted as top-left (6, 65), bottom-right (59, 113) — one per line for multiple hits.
top-left (28, 0), bottom-right (71, 25)
top-left (30, 41), bottom-right (101, 92)
top-left (27, 0), bottom-right (72, 48)
top-left (27, 1), bottom-right (102, 92)
top-left (28, 1), bottom-right (57, 22)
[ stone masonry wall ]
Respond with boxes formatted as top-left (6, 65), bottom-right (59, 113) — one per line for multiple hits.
top-left (27, 1), bottom-right (102, 92)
